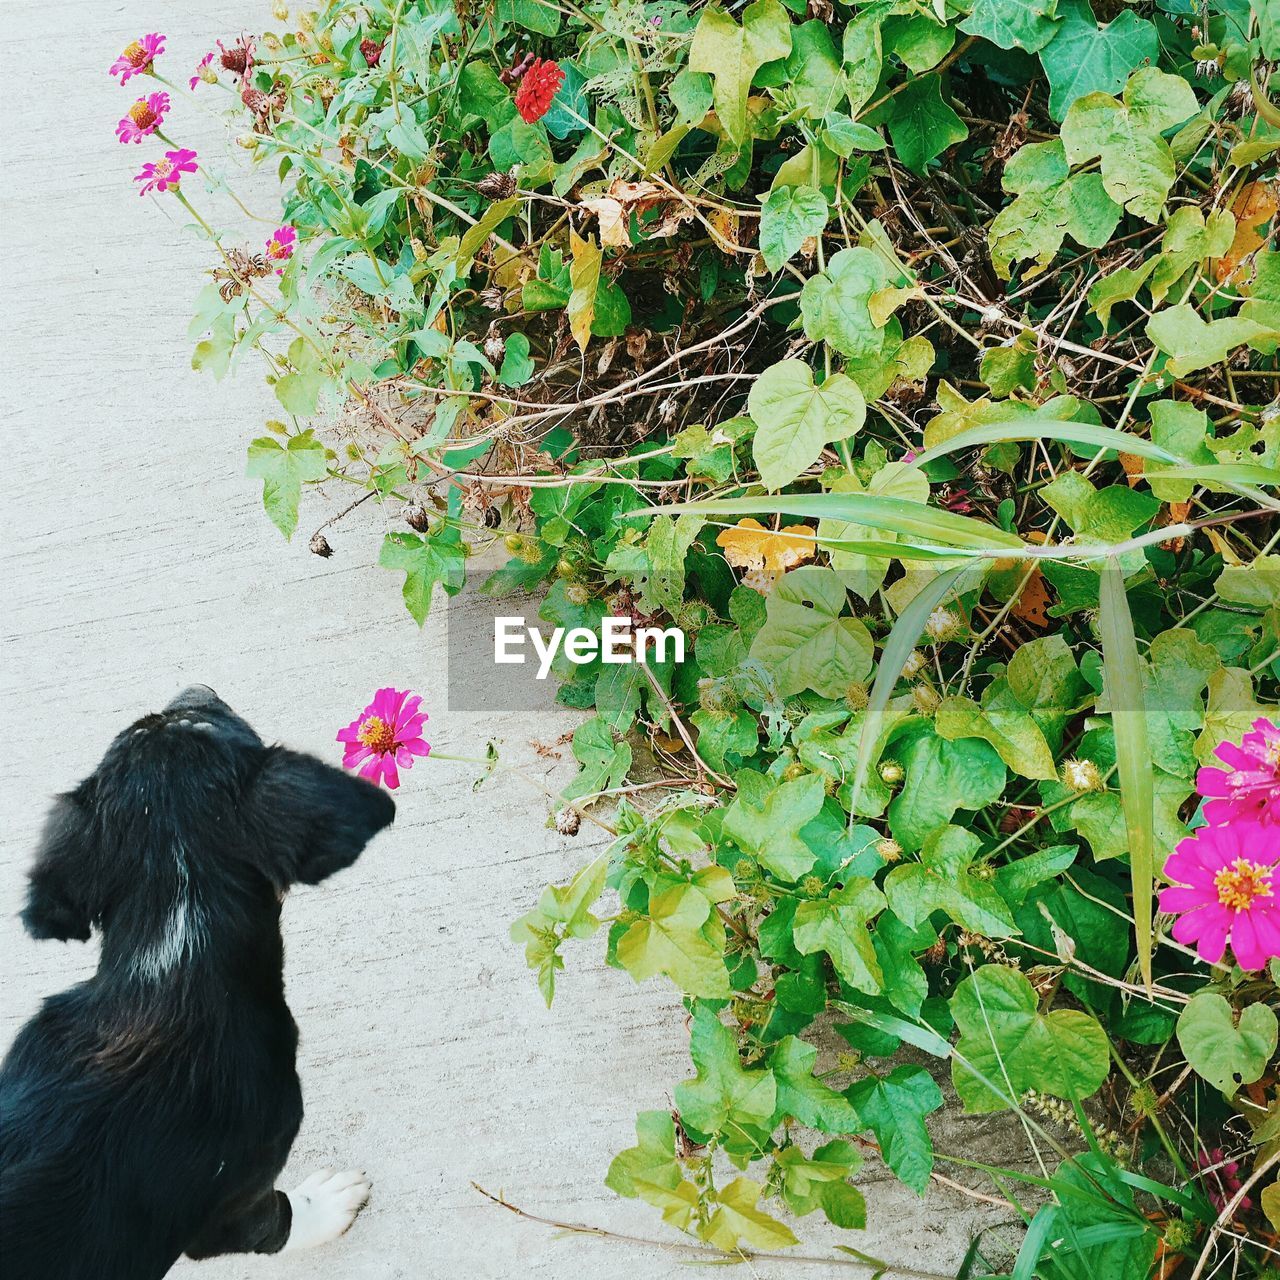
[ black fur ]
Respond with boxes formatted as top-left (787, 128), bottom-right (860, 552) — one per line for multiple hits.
top-left (0, 688), bottom-right (394, 1279)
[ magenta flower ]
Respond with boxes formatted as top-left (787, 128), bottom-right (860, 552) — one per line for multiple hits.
top-left (110, 33), bottom-right (165, 83)
top-left (1159, 820), bottom-right (1280, 971)
top-left (115, 92), bottom-right (170, 144)
top-left (1198, 717), bottom-right (1280, 827)
top-left (134, 148), bottom-right (198, 196)
top-left (190, 52), bottom-right (216, 91)
top-left (1197, 1149), bottom-right (1253, 1214)
top-left (265, 225), bottom-right (297, 267)
top-left (336, 688), bottom-right (429, 790)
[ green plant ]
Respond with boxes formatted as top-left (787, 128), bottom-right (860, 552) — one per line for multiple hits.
top-left (144, 0), bottom-right (1280, 1272)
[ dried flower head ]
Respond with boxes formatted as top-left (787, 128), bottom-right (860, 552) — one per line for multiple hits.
top-left (218, 36), bottom-right (255, 78)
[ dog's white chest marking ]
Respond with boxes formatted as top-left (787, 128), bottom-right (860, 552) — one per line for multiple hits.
top-left (284, 1169), bottom-right (372, 1250)
top-left (132, 843), bottom-right (208, 981)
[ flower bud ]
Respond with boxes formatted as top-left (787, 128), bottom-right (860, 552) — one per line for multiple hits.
top-left (900, 649), bottom-right (926, 679)
top-left (911, 683), bottom-right (941, 715)
top-left (878, 760), bottom-right (904, 785)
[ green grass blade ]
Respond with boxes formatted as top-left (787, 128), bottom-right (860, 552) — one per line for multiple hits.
top-left (646, 493), bottom-right (1025, 550)
top-left (1098, 559), bottom-right (1155, 989)
top-left (850, 565), bottom-right (976, 817)
top-left (911, 422), bottom-right (1279, 510)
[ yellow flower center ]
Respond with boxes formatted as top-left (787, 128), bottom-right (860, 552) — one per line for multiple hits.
top-left (128, 100), bottom-right (157, 127)
top-left (1214, 858), bottom-right (1274, 911)
top-left (123, 41), bottom-right (149, 66)
top-left (152, 158), bottom-right (173, 179)
top-left (267, 239), bottom-right (285, 258)
top-left (357, 715), bottom-right (395, 754)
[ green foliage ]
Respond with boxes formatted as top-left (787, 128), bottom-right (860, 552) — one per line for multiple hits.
top-left (171, 0), bottom-right (1280, 1263)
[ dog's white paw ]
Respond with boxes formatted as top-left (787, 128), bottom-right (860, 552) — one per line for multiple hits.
top-left (283, 1168), bottom-right (371, 1250)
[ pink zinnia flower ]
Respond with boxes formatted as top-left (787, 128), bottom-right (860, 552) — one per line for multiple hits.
top-left (336, 688), bottom-right (429, 790)
top-left (116, 92), bottom-right (170, 144)
top-left (190, 52), bottom-right (216, 91)
top-left (110, 33), bottom-right (165, 83)
top-left (1159, 820), bottom-right (1280, 971)
top-left (265, 225), bottom-right (297, 266)
top-left (1197, 717), bottom-right (1280, 827)
top-left (134, 148), bottom-right (198, 196)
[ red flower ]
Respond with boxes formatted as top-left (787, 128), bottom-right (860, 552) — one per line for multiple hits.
top-left (514, 57), bottom-right (565, 124)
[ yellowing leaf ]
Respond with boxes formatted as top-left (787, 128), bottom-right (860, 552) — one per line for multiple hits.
top-left (716, 517), bottom-right (817, 574)
top-left (1218, 180), bottom-right (1278, 285)
top-left (689, 0), bottom-right (793, 146)
top-left (566, 229), bottom-right (601, 352)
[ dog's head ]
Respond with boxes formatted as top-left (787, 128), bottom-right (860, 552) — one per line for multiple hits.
top-left (22, 686), bottom-right (396, 945)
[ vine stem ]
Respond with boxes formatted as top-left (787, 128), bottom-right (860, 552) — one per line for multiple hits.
top-left (469, 1182), bottom-right (956, 1278)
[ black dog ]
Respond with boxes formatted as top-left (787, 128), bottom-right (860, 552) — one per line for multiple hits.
top-left (0, 687), bottom-right (395, 1279)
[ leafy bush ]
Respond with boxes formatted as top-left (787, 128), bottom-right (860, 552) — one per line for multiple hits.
top-left (137, 0), bottom-right (1280, 1272)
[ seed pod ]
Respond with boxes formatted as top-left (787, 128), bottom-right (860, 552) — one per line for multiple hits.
top-left (478, 171), bottom-right (518, 200)
top-left (404, 505), bottom-right (430, 533)
top-left (555, 808), bottom-right (581, 836)
top-left (309, 532), bottom-right (333, 558)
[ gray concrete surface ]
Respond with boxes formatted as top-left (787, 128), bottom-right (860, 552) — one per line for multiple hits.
top-left (1, 5), bottom-right (1017, 1276)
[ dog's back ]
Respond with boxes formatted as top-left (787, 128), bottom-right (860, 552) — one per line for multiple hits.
top-left (1, 959), bottom-right (304, 1279)
top-left (1, 689), bottom-right (393, 1279)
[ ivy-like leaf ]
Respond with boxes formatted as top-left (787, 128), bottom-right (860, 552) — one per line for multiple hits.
top-left (988, 139), bottom-right (1120, 279)
top-left (792, 877), bottom-right (887, 994)
top-left (769, 1036), bottom-right (862, 1132)
top-left (875, 77), bottom-right (967, 174)
top-left (748, 359), bottom-right (867, 491)
top-left (1146, 304), bottom-right (1279, 377)
top-left (800, 246), bottom-right (894, 360)
top-left (605, 1109), bottom-right (683, 1199)
top-left (723, 769), bottom-right (825, 881)
top-left (701, 1178), bottom-right (799, 1252)
top-left (1037, 0), bottom-right (1158, 121)
top-left (759, 185), bottom-right (829, 273)
top-left (749, 567), bottom-right (874, 699)
top-left (887, 730), bottom-right (1007, 851)
top-left (378, 527), bottom-right (466, 625)
top-left (617, 883), bottom-right (732, 998)
top-left (1060, 67), bottom-right (1198, 222)
top-left (244, 429), bottom-right (329, 540)
top-left (884, 824), bottom-right (1019, 936)
top-left (675, 1005), bottom-right (778, 1138)
top-left (1176, 994), bottom-right (1277, 1096)
top-left (960, 0), bottom-right (1060, 53)
top-left (950, 964), bottom-right (1110, 1112)
top-left (843, 1065), bottom-right (943, 1193)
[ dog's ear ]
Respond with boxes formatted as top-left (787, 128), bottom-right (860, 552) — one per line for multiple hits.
top-left (248, 748), bottom-right (395, 887)
top-left (23, 791), bottom-right (99, 942)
